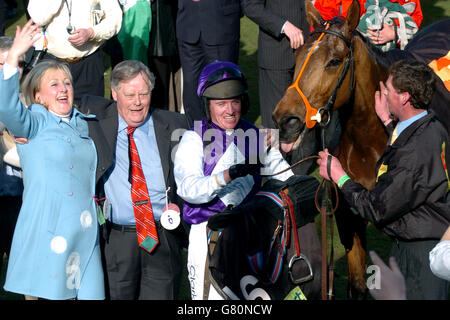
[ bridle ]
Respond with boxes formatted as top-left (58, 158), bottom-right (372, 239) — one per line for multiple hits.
top-left (280, 20), bottom-right (356, 300)
top-left (287, 20), bottom-right (355, 129)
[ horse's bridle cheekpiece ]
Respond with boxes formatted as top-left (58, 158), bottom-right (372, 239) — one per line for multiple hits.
top-left (287, 20), bottom-right (355, 129)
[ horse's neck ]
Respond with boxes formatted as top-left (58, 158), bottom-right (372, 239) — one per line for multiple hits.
top-left (336, 37), bottom-right (389, 188)
top-left (350, 37), bottom-right (388, 139)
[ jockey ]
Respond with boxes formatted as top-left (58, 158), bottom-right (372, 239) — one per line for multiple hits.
top-left (173, 61), bottom-right (294, 300)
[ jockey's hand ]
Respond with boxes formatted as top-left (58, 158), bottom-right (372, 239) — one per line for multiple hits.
top-left (317, 148), bottom-right (346, 183)
top-left (228, 163), bottom-right (260, 180)
top-left (283, 21), bottom-right (304, 49)
top-left (259, 127), bottom-right (279, 149)
top-left (375, 81), bottom-right (392, 126)
top-left (367, 24), bottom-right (396, 45)
top-left (368, 251), bottom-right (406, 300)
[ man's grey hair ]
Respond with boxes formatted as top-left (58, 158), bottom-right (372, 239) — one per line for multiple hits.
top-left (110, 60), bottom-right (156, 91)
top-left (0, 36), bottom-right (14, 53)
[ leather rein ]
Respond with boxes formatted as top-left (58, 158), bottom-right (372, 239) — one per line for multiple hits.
top-left (261, 21), bottom-right (357, 300)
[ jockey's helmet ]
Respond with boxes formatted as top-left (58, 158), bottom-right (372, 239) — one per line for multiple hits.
top-left (197, 61), bottom-right (249, 119)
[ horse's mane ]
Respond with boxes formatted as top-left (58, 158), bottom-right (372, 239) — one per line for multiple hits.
top-left (353, 29), bottom-right (391, 69)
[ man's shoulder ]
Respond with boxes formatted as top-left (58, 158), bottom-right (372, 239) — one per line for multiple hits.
top-left (77, 95), bottom-right (117, 118)
top-left (418, 112), bottom-right (448, 138)
top-left (151, 108), bottom-right (189, 129)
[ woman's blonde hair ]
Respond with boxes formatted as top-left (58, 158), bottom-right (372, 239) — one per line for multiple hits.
top-left (21, 60), bottom-right (73, 107)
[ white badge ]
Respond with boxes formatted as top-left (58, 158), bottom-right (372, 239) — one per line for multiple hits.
top-left (102, 198), bottom-right (111, 220)
top-left (161, 203), bottom-right (180, 230)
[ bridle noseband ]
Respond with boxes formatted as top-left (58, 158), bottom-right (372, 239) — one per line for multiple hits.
top-left (287, 21), bottom-right (355, 129)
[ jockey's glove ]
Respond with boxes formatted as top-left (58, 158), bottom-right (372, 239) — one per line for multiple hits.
top-left (228, 163), bottom-right (260, 180)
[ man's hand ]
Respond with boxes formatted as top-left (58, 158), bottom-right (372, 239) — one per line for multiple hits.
top-left (68, 28), bottom-right (94, 47)
top-left (375, 81), bottom-right (392, 126)
top-left (283, 21), bottom-right (304, 49)
top-left (14, 137), bottom-right (29, 144)
top-left (317, 148), bottom-right (346, 183)
top-left (369, 251), bottom-right (406, 300)
top-left (367, 24), bottom-right (396, 45)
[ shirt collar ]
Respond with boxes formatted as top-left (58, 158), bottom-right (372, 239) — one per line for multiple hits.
top-left (118, 111), bottom-right (152, 135)
top-left (397, 110), bottom-right (427, 135)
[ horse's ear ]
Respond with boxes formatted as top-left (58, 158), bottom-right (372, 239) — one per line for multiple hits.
top-left (343, 0), bottom-right (361, 37)
top-left (305, 0), bottom-right (323, 30)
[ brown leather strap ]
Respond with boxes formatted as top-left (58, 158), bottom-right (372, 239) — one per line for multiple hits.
top-left (203, 229), bottom-right (219, 300)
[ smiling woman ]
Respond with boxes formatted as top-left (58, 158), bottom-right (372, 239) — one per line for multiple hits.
top-left (21, 61), bottom-right (73, 114)
top-left (0, 19), bottom-right (104, 300)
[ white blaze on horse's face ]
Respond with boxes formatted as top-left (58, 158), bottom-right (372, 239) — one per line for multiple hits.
top-left (209, 98), bottom-right (242, 130)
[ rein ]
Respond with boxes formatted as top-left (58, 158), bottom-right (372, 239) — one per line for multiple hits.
top-left (263, 22), bottom-right (356, 299)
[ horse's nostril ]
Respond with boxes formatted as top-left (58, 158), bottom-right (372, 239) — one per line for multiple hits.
top-left (286, 117), bottom-right (300, 128)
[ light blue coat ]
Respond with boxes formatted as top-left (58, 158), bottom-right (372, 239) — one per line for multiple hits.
top-left (0, 70), bottom-right (104, 300)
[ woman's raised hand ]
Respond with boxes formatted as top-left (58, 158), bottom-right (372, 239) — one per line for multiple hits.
top-left (6, 19), bottom-right (42, 68)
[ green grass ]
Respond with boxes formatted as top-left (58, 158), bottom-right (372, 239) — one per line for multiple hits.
top-left (2, 1), bottom-right (449, 301)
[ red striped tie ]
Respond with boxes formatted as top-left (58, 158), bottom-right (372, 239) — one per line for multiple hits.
top-left (127, 126), bottom-right (159, 253)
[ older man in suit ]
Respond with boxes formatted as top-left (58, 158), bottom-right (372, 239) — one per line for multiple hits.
top-left (78, 60), bottom-right (190, 300)
top-left (176, 0), bottom-right (246, 126)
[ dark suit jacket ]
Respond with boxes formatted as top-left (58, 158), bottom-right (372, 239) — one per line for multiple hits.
top-left (176, 0), bottom-right (245, 45)
top-left (244, 0), bottom-right (310, 69)
top-left (77, 95), bottom-right (190, 230)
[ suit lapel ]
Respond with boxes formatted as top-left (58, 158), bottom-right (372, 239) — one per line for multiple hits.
top-left (152, 109), bottom-right (170, 184)
top-left (86, 103), bottom-right (119, 183)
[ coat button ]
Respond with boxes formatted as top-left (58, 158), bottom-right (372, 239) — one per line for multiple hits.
top-left (67, 137), bottom-right (71, 143)
top-left (68, 191), bottom-right (73, 196)
top-left (69, 164), bottom-right (73, 169)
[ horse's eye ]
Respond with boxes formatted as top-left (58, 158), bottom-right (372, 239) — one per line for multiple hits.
top-left (326, 58), bottom-right (342, 68)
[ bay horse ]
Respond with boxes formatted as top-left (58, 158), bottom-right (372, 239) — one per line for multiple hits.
top-left (273, 0), bottom-right (389, 298)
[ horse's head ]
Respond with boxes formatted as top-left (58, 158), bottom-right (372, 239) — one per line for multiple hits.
top-left (273, 0), bottom-right (361, 153)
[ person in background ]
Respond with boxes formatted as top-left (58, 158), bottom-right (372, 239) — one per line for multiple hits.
top-left (0, 35), bottom-right (23, 293)
top-left (317, 60), bottom-right (450, 299)
top-left (116, 0), bottom-right (151, 65)
top-left (0, 20), bottom-right (104, 300)
top-left (78, 60), bottom-right (189, 300)
top-left (313, 0), bottom-right (423, 50)
top-left (0, 0), bottom-right (7, 36)
top-left (174, 61), bottom-right (294, 300)
top-left (176, 0), bottom-right (245, 126)
top-left (148, 0), bottom-right (179, 111)
top-left (27, 0), bottom-right (122, 103)
top-left (429, 225), bottom-right (450, 282)
top-left (244, 0), bottom-right (309, 130)
top-left (244, 0), bottom-right (320, 177)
